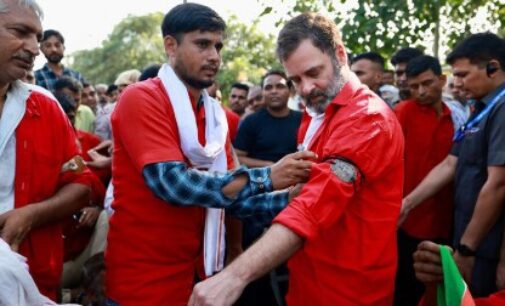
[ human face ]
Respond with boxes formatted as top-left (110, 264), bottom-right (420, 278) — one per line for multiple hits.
top-left (394, 62), bottom-right (408, 90)
top-left (21, 70), bottom-right (35, 84)
top-left (407, 70), bottom-right (445, 107)
top-left (351, 59), bottom-right (382, 92)
top-left (229, 87), bottom-right (248, 114)
top-left (40, 35), bottom-right (65, 64)
top-left (283, 39), bottom-right (345, 114)
top-left (81, 85), bottom-right (97, 110)
top-left (451, 58), bottom-right (494, 100)
top-left (247, 86), bottom-right (264, 111)
top-left (96, 86), bottom-right (109, 104)
top-left (382, 71), bottom-right (395, 85)
top-left (166, 30), bottom-right (223, 90)
top-left (0, 0), bottom-right (42, 86)
top-left (263, 74), bottom-right (290, 111)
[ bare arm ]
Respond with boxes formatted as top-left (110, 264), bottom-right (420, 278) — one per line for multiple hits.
top-left (399, 154), bottom-right (457, 225)
top-left (235, 148), bottom-right (274, 168)
top-left (497, 224), bottom-right (505, 290)
top-left (189, 224), bottom-right (303, 306)
top-left (0, 183), bottom-right (90, 251)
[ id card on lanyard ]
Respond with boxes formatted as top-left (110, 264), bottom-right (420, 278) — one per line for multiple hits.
top-left (453, 87), bottom-right (505, 142)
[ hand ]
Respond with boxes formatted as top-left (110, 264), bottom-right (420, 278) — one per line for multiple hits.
top-left (397, 197), bottom-right (412, 228)
top-left (188, 270), bottom-right (246, 306)
top-left (86, 150), bottom-right (111, 168)
top-left (413, 241), bottom-right (446, 284)
top-left (0, 206), bottom-right (35, 252)
top-left (270, 151), bottom-right (317, 190)
top-left (90, 140), bottom-right (112, 153)
top-left (288, 183), bottom-right (305, 202)
top-left (77, 206), bottom-right (101, 228)
top-left (454, 251), bottom-right (475, 283)
top-left (496, 260), bottom-right (505, 290)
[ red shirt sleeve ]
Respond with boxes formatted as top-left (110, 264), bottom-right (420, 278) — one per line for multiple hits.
top-left (274, 112), bottom-right (398, 239)
top-left (112, 84), bottom-right (185, 173)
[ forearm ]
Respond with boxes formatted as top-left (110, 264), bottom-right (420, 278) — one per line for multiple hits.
top-left (223, 223), bottom-right (303, 284)
top-left (237, 156), bottom-right (274, 168)
top-left (460, 181), bottom-right (505, 249)
top-left (226, 191), bottom-right (289, 228)
top-left (405, 155), bottom-right (456, 210)
top-left (29, 183), bottom-right (90, 228)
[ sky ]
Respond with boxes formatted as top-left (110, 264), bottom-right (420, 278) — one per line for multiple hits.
top-left (34, 0), bottom-right (283, 69)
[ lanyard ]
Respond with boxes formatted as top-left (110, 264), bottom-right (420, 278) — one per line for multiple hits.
top-left (453, 87), bottom-right (505, 142)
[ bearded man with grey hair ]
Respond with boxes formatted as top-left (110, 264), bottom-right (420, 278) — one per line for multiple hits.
top-left (0, 0), bottom-right (92, 300)
top-left (189, 12), bottom-right (404, 306)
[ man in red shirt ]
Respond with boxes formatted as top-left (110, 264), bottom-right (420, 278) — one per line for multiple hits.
top-left (395, 55), bottom-right (455, 306)
top-left (105, 4), bottom-right (314, 306)
top-left (190, 12), bottom-right (404, 306)
top-left (0, 0), bottom-right (91, 300)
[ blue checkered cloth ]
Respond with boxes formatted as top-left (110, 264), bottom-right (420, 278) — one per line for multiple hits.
top-left (34, 64), bottom-right (86, 91)
top-left (143, 162), bottom-right (289, 228)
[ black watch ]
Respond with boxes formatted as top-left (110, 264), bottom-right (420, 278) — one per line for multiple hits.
top-left (457, 243), bottom-right (476, 257)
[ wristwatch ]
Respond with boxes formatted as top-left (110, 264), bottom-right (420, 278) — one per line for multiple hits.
top-left (457, 243), bottom-right (477, 257)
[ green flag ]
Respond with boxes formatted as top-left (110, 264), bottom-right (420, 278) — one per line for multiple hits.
top-left (437, 245), bottom-right (475, 306)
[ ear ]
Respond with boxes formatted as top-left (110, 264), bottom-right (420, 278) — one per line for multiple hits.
top-left (163, 35), bottom-right (178, 58)
top-left (486, 59), bottom-right (501, 77)
top-left (334, 44), bottom-right (348, 66)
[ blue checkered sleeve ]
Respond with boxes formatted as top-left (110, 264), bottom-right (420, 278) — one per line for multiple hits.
top-left (142, 162), bottom-right (275, 209)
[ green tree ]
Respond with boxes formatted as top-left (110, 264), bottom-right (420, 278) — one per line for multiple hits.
top-left (218, 15), bottom-right (280, 102)
top-left (69, 12), bottom-right (165, 84)
top-left (259, 0), bottom-right (504, 60)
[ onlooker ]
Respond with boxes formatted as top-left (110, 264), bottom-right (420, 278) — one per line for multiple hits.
top-left (382, 69), bottom-right (395, 85)
top-left (394, 55), bottom-right (455, 306)
top-left (81, 82), bottom-right (98, 113)
top-left (54, 76), bottom-right (95, 133)
top-left (229, 82), bottom-right (249, 116)
top-left (247, 85), bottom-right (264, 112)
top-left (351, 51), bottom-right (385, 93)
top-left (35, 29), bottom-right (85, 91)
top-left (0, 0), bottom-right (92, 299)
top-left (402, 32), bottom-right (505, 297)
top-left (391, 47), bottom-right (424, 100)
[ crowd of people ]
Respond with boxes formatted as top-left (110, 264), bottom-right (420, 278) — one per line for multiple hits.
top-left (0, 0), bottom-right (504, 305)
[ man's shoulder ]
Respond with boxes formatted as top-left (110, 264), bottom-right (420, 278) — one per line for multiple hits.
top-left (113, 78), bottom-right (170, 117)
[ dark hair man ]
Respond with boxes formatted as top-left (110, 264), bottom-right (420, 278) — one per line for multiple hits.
top-left (34, 29), bottom-right (85, 91)
top-left (105, 4), bottom-right (314, 305)
top-left (229, 82), bottom-right (249, 116)
top-left (351, 51), bottom-right (385, 93)
top-left (0, 0), bottom-right (92, 300)
top-left (190, 12), bottom-right (404, 306)
top-left (247, 85), bottom-right (264, 112)
top-left (402, 32), bottom-right (505, 298)
top-left (382, 69), bottom-right (395, 85)
top-left (394, 55), bottom-right (455, 306)
top-left (391, 47), bottom-right (424, 100)
top-left (81, 82), bottom-right (98, 113)
top-left (54, 76), bottom-right (95, 133)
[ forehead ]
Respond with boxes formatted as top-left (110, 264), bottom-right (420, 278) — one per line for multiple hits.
top-left (181, 30), bottom-right (223, 43)
top-left (264, 74), bottom-right (287, 85)
top-left (1, 2), bottom-right (42, 35)
top-left (451, 58), bottom-right (478, 72)
top-left (231, 87), bottom-right (247, 95)
top-left (351, 59), bottom-right (375, 71)
top-left (395, 62), bottom-right (407, 71)
top-left (42, 35), bottom-right (63, 45)
top-left (407, 69), bottom-right (437, 83)
top-left (283, 39), bottom-right (330, 77)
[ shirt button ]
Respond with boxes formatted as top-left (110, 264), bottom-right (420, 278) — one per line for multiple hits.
top-left (259, 184), bottom-right (264, 190)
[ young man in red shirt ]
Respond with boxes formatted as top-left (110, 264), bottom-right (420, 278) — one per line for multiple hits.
top-left (395, 55), bottom-right (455, 306)
top-left (190, 12), bottom-right (404, 306)
top-left (0, 0), bottom-right (92, 300)
top-left (105, 4), bottom-right (314, 306)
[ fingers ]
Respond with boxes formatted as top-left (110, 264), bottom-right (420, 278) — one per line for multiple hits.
top-left (417, 241), bottom-right (443, 255)
top-left (287, 150), bottom-right (318, 161)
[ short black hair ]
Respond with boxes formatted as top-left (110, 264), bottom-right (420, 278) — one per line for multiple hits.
top-left (406, 55), bottom-right (442, 78)
top-left (139, 64), bottom-right (161, 81)
top-left (391, 47), bottom-right (424, 66)
top-left (161, 3), bottom-right (226, 43)
top-left (352, 52), bottom-right (385, 71)
top-left (54, 92), bottom-right (77, 114)
top-left (53, 76), bottom-right (82, 93)
top-left (41, 29), bottom-right (64, 44)
top-left (231, 82), bottom-right (249, 94)
top-left (82, 81), bottom-right (92, 88)
top-left (446, 32), bottom-right (505, 70)
top-left (261, 69), bottom-right (292, 89)
top-left (106, 84), bottom-right (118, 95)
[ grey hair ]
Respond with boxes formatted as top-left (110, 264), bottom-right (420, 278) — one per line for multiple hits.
top-left (0, 0), bottom-right (44, 18)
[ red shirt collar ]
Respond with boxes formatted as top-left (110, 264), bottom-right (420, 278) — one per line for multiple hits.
top-left (329, 73), bottom-right (363, 107)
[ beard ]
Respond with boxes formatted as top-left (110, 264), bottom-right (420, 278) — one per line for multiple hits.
top-left (46, 53), bottom-right (63, 64)
top-left (174, 58), bottom-right (217, 89)
top-left (303, 58), bottom-right (346, 114)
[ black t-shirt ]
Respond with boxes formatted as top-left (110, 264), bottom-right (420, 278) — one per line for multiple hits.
top-left (450, 82), bottom-right (505, 261)
top-left (233, 108), bottom-right (302, 162)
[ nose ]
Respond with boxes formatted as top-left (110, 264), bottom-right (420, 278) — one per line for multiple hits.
top-left (453, 76), bottom-right (463, 89)
top-left (207, 46), bottom-right (220, 63)
top-left (26, 36), bottom-right (40, 57)
top-left (299, 79), bottom-right (315, 97)
top-left (418, 85), bottom-right (426, 96)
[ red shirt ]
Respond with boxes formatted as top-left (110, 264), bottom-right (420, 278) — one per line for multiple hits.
top-left (106, 78), bottom-right (234, 306)
top-left (223, 106), bottom-right (240, 142)
top-left (14, 88), bottom-right (92, 300)
top-left (273, 76), bottom-right (404, 305)
top-left (475, 290), bottom-right (505, 306)
top-left (77, 130), bottom-right (111, 185)
top-left (395, 100), bottom-right (454, 239)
